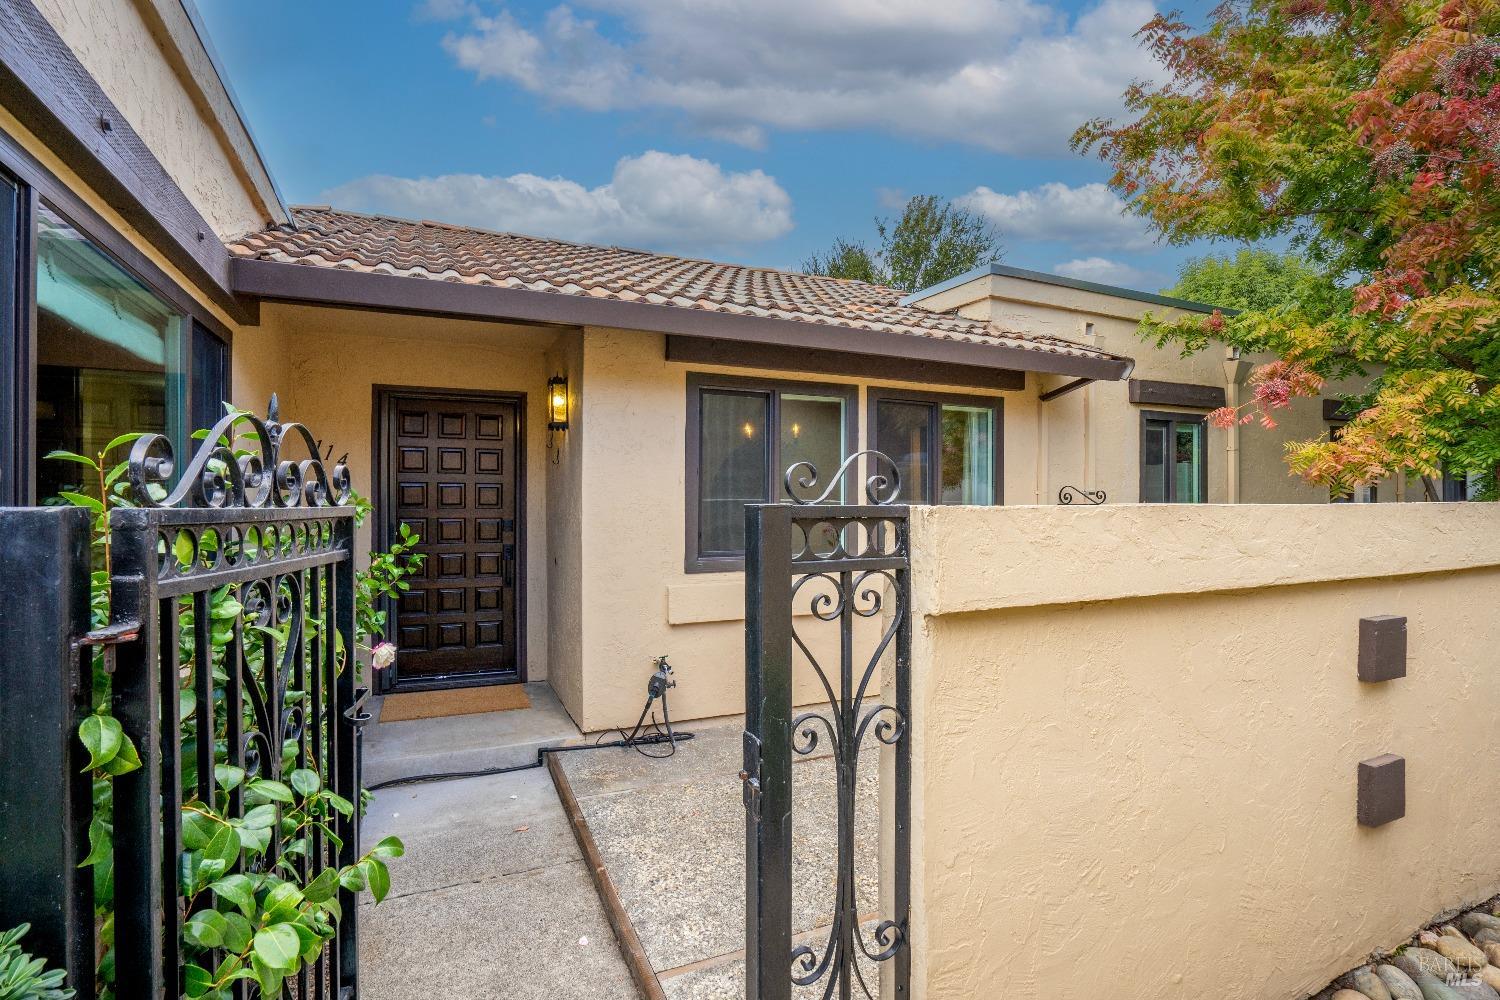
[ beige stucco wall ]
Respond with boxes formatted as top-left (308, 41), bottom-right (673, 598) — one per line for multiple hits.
top-left (903, 502), bottom-right (1500, 999)
top-left (571, 326), bottom-right (1034, 731)
top-left (242, 302), bottom-right (561, 682)
top-left (31, 0), bottom-right (277, 237)
top-left (544, 330), bottom-right (586, 722)
top-left (913, 273), bottom-right (1398, 505)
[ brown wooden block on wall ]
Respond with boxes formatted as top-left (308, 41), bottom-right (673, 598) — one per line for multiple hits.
top-left (1357, 754), bottom-right (1404, 827)
top-left (1358, 615), bottom-right (1407, 682)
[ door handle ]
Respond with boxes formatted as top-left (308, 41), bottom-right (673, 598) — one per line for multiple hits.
top-left (501, 542), bottom-right (515, 587)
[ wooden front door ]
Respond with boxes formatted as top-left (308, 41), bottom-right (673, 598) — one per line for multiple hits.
top-left (380, 390), bottom-right (523, 687)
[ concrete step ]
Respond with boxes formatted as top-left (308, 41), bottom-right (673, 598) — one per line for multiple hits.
top-left (362, 681), bottom-right (581, 788)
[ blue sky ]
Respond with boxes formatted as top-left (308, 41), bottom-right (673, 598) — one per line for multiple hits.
top-left (197, 0), bottom-right (1223, 291)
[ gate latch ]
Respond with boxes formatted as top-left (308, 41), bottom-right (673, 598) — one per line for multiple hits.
top-left (740, 730), bottom-right (762, 821)
top-left (75, 619), bottom-right (141, 674)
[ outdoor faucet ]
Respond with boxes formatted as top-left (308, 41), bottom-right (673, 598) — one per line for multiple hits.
top-left (647, 654), bottom-right (676, 701)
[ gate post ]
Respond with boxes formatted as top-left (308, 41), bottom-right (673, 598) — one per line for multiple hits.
top-left (744, 502), bottom-right (793, 1000)
top-left (0, 506), bottom-right (96, 997)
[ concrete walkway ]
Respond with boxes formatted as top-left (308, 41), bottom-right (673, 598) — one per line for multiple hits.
top-left (356, 685), bottom-right (638, 999)
top-left (555, 716), bottom-right (881, 1000)
top-left (359, 767), bottom-right (639, 1000)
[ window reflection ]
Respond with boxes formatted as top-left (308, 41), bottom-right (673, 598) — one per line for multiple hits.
top-left (35, 204), bottom-right (178, 499)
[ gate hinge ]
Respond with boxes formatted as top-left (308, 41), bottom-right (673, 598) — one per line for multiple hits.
top-left (740, 730), bottom-right (762, 820)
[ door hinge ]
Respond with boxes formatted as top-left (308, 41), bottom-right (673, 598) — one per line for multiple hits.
top-left (740, 730), bottom-right (762, 821)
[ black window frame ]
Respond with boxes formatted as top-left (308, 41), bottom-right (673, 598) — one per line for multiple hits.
top-left (0, 127), bottom-right (232, 505)
top-left (866, 387), bottom-right (1005, 507)
top-left (685, 372), bottom-right (857, 574)
top-left (1139, 409), bottom-right (1208, 504)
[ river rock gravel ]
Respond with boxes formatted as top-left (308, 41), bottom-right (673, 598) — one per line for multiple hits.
top-left (1316, 900), bottom-right (1500, 1000)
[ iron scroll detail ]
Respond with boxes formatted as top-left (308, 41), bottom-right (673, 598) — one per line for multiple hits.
top-left (126, 393), bottom-right (353, 509)
top-left (1058, 485), bottom-right (1107, 505)
top-left (785, 450), bottom-right (901, 507)
top-left (743, 455), bottom-right (912, 1000)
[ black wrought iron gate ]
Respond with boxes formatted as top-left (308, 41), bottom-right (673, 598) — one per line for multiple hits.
top-left (744, 452), bottom-right (911, 1000)
top-left (0, 399), bottom-right (365, 1000)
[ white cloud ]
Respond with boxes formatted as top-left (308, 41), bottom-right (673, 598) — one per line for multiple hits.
top-left (435, 0), bottom-right (1161, 154)
top-left (958, 181), bottom-right (1155, 251)
top-left (321, 150), bottom-right (794, 249)
top-left (1053, 256), bottom-right (1160, 289)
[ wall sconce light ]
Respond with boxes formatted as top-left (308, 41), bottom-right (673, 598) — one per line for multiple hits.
top-left (547, 375), bottom-right (569, 463)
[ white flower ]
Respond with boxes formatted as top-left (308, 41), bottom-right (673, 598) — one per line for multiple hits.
top-left (372, 642), bottom-right (397, 669)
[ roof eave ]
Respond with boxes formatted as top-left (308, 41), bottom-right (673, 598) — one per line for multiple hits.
top-left (231, 258), bottom-right (1135, 381)
top-left (903, 262), bottom-right (1222, 315)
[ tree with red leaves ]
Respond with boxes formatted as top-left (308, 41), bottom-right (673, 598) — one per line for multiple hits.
top-left (1075, 0), bottom-right (1500, 498)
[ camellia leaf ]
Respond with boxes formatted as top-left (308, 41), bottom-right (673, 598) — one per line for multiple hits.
top-left (364, 859), bottom-right (391, 904)
top-left (248, 779), bottom-right (294, 804)
top-left (209, 874), bottom-right (256, 917)
top-left (370, 835), bottom-right (405, 860)
top-left (253, 924), bottom-right (301, 970)
top-left (203, 824), bottom-right (240, 869)
top-left (263, 881), bottom-right (305, 924)
top-left (184, 964), bottom-right (214, 999)
top-left (221, 911), bottom-right (254, 953)
top-left (181, 810), bottom-right (219, 851)
top-left (102, 431), bottom-right (149, 454)
top-left (59, 491), bottom-right (105, 513)
top-left (289, 768), bottom-right (321, 797)
top-left (240, 804), bottom-right (279, 830)
top-left (79, 714), bottom-right (123, 771)
top-left (44, 449), bottom-right (98, 468)
top-left (214, 765), bottom-right (246, 792)
top-left (338, 866), bottom-right (366, 892)
top-left (100, 735), bottom-right (142, 776)
top-left (79, 817), bottom-right (112, 869)
top-left (183, 909), bottom-right (229, 949)
top-left (302, 867), bottom-right (339, 904)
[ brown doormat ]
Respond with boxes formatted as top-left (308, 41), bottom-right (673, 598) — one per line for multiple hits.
top-left (379, 684), bottom-right (531, 723)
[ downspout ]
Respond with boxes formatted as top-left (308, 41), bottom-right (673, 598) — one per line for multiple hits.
top-left (1222, 348), bottom-right (1251, 503)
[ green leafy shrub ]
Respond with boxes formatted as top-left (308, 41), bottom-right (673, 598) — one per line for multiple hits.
top-left (49, 414), bottom-right (422, 998)
top-left (0, 924), bottom-right (74, 1000)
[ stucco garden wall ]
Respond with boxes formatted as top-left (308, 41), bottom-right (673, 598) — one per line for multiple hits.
top-left (901, 502), bottom-right (1500, 999)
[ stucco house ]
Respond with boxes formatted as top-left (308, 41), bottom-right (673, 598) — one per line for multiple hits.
top-left (0, 0), bottom-right (1409, 732)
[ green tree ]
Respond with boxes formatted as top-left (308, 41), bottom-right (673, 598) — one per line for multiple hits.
top-left (1163, 250), bottom-right (1325, 313)
top-left (1074, 0), bottom-right (1500, 495)
top-left (802, 195), bottom-right (1002, 292)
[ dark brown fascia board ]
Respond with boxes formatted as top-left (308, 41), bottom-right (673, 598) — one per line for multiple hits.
top-left (1128, 378), bottom-right (1226, 410)
top-left (232, 257), bottom-right (1135, 381)
top-left (0, 0), bottom-right (254, 325)
top-left (664, 335), bottom-right (1025, 391)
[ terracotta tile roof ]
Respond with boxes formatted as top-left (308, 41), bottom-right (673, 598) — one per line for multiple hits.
top-left (228, 207), bottom-right (1128, 369)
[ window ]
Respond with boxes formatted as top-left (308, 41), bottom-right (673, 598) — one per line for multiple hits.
top-left (0, 162), bottom-right (232, 504)
top-left (1140, 410), bottom-right (1206, 503)
top-left (687, 374), bottom-right (855, 571)
top-left (868, 389), bottom-right (1001, 505)
top-left (1442, 468), bottom-right (1479, 502)
top-left (190, 320), bottom-right (231, 436)
top-left (35, 203), bottom-right (184, 500)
